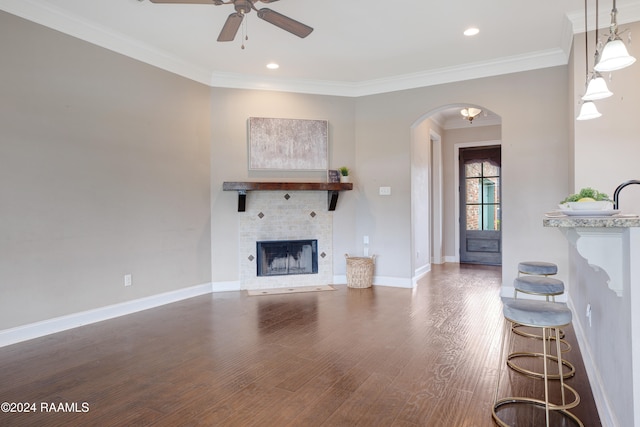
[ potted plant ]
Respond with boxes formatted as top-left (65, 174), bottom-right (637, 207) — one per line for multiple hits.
top-left (338, 166), bottom-right (350, 183)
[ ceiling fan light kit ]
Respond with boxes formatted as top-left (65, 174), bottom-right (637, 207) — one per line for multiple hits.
top-left (148, 0), bottom-right (313, 44)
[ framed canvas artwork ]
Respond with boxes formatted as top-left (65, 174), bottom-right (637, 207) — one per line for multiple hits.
top-left (248, 117), bottom-right (328, 171)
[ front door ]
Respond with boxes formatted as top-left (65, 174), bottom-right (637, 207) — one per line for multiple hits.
top-left (459, 146), bottom-right (501, 265)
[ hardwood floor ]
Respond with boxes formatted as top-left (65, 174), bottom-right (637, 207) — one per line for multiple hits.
top-left (0, 264), bottom-right (601, 426)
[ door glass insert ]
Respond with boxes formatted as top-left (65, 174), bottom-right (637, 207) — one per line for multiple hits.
top-left (465, 160), bottom-right (501, 231)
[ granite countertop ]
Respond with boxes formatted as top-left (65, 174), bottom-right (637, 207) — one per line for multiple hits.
top-left (543, 214), bottom-right (640, 228)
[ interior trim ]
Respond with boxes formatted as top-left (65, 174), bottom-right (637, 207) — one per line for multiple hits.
top-left (0, 282), bottom-right (213, 348)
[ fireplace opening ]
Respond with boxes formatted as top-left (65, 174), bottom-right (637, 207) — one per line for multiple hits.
top-left (257, 239), bottom-right (318, 277)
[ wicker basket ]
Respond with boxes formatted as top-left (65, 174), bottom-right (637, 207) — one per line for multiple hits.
top-left (345, 254), bottom-right (376, 288)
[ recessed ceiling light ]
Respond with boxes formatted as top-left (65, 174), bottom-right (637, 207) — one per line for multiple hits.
top-left (464, 27), bottom-right (479, 36)
top-left (266, 62), bottom-right (279, 70)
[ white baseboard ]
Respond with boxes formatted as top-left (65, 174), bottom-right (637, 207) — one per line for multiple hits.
top-left (567, 297), bottom-right (618, 427)
top-left (444, 255), bottom-right (458, 263)
top-left (373, 276), bottom-right (415, 288)
top-left (333, 274), bottom-right (347, 285)
top-left (413, 264), bottom-right (432, 285)
top-left (333, 275), bottom-right (414, 288)
top-left (0, 282), bottom-right (213, 348)
top-left (211, 280), bottom-right (241, 292)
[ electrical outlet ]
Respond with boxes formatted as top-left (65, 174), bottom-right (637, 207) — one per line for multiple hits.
top-left (124, 274), bottom-right (132, 287)
top-left (379, 186), bottom-right (391, 196)
top-left (363, 235), bottom-right (369, 244)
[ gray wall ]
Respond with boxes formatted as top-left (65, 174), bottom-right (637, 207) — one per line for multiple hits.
top-left (569, 21), bottom-right (640, 427)
top-left (353, 70), bottom-right (571, 290)
top-left (0, 12), bottom-right (212, 329)
top-left (2, 8), bottom-right (571, 337)
top-left (208, 67), bottom-right (571, 292)
top-left (209, 88), bottom-right (357, 285)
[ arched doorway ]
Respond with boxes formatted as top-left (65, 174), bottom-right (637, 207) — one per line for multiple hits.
top-left (410, 104), bottom-right (502, 277)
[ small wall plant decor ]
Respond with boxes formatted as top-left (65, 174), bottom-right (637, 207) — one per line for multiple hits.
top-left (338, 166), bottom-right (350, 183)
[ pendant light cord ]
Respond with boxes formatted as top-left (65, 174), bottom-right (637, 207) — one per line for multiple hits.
top-left (596, 0), bottom-right (599, 49)
top-left (585, 0), bottom-right (589, 81)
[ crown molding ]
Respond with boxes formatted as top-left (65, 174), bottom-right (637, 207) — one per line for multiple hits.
top-left (212, 48), bottom-right (569, 97)
top-left (0, 0), bottom-right (212, 85)
top-left (568, 2), bottom-right (640, 34)
top-left (4, 0), bottom-right (627, 97)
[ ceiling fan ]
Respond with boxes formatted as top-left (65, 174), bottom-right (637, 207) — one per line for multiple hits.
top-left (148, 0), bottom-right (313, 42)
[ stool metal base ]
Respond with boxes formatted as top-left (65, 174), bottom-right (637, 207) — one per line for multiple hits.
top-left (511, 323), bottom-right (570, 351)
top-left (507, 351), bottom-right (576, 379)
top-left (494, 299), bottom-right (582, 427)
top-left (492, 396), bottom-right (584, 427)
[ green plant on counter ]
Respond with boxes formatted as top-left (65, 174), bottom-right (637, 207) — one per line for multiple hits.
top-left (561, 187), bottom-right (611, 203)
top-left (338, 166), bottom-right (350, 176)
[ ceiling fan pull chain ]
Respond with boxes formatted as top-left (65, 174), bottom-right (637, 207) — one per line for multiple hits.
top-left (241, 12), bottom-right (247, 49)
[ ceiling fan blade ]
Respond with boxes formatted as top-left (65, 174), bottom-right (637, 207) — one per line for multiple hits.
top-left (217, 12), bottom-right (244, 41)
top-left (148, 0), bottom-right (223, 4)
top-left (256, 8), bottom-right (313, 38)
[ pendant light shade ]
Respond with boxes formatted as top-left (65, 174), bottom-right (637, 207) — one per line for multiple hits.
top-left (576, 101), bottom-right (602, 120)
top-left (594, 0), bottom-right (636, 72)
top-left (594, 37), bottom-right (636, 72)
top-left (582, 74), bottom-right (613, 100)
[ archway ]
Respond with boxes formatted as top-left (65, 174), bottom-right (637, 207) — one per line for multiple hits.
top-left (410, 104), bottom-right (502, 279)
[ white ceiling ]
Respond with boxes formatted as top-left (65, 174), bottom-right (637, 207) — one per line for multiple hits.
top-left (2, 0), bottom-right (640, 98)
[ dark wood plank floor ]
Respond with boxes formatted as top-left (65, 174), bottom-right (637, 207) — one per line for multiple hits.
top-left (0, 264), bottom-right (601, 426)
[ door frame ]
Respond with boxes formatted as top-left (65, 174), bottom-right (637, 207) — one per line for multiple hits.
top-left (453, 140), bottom-right (501, 263)
top-left (430, 129), bottom-right (444, 264)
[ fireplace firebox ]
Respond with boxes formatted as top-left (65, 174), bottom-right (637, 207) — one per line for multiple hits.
top-left (257, 239), bottom-right (318, 277)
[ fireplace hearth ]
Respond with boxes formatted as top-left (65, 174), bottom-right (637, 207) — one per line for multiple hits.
top-left (257, 240), bottom-right (318, 277)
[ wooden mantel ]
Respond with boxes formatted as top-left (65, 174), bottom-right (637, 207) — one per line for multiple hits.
top-left (222, 181), bottom-right (353, 212)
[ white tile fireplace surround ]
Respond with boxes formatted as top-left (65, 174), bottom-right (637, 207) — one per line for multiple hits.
top-left (239, 191), bottom-right (333, 290)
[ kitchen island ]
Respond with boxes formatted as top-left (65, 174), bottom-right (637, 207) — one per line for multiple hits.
top-left (544, 214), bottom-right (640, 427)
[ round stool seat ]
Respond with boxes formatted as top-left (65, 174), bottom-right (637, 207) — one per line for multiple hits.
top-left (518, 261), bottom-right (557, 276)
top-left (514, 276), bottom-right (564, 297)
top-left (502, 298), bottom-right (571, 328)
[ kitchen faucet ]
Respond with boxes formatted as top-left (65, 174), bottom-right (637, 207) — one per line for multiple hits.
top-left (613, 180), bottom-right (640, 210)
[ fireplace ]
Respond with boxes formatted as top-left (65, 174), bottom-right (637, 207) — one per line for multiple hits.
top-left (238, 191), bottom-right (332, 290)
top-left (257, 239), bottom-right (318, 277)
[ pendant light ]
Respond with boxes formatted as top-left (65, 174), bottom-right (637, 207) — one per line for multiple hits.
top-left (582, 74), bottom-right (613, 100)
top-left (577, 0), bottom-right (602, 120)
top-left (577, 101), bottom-right (602, 120)
top-left (583, 0), bottom-right (613, 101)
top-left (594, 0), bottom-right (636, 72)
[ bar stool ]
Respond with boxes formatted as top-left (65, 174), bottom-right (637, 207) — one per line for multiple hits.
top-left (493, 298), bottom-right (583, 427)
top-left (507, 276), bottom-right (576, 379)
top-left (518, 261), bottom-right (558, 277)
top-left (514, 261), bottom-right (562, 334)
top-left (514, 275), bottom-right (564, 302)
top-left (512, 269), bottom-right (573, 376)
